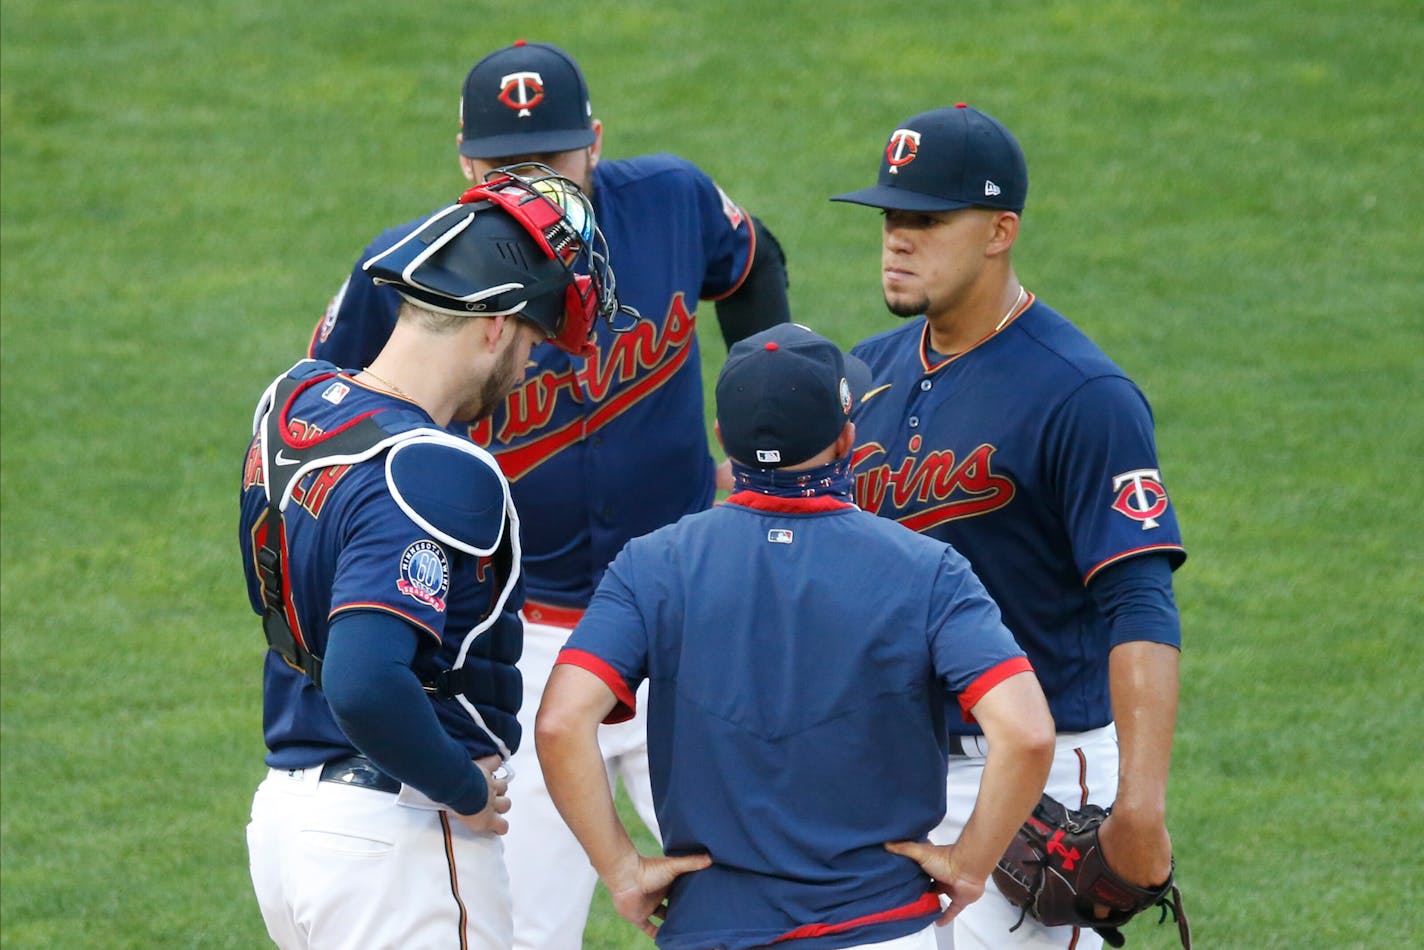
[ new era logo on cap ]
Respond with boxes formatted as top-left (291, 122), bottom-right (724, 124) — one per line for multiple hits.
top-left (831, 103), bottom-right (1028, 213)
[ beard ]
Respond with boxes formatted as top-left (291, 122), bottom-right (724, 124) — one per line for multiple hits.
top-left (452, 335), bottom-right (527, 424)
top-left (884, 290), bottom-right (929, 319)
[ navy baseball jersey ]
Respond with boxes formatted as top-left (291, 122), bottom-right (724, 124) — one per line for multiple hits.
top-left (557, 492), bottom-right (1031, 950)
top-left (849, 294), bottom-right (1186, 734)
top-left (309, 154), bottom-right (756, 608)
top-left (238, 361), bottom-right (523, 769)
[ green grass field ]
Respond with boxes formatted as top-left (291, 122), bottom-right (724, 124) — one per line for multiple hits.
top-left (3, 1), bottom-right (1421, 947)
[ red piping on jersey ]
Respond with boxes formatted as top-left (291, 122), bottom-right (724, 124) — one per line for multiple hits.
top-left (725, 491), bottom-right (855, 513)
top-left (556, 648), bottom-right (637, 723)
top-left (770, 891), bottom-right (940, 943)
top-left (1074, 746), bottom-right (1090, 808)
top-left (704, 204), bottom-right (756, 302)
top-left (1083, 544), bottom-right (1186, 584)
top-left (918, 291), bottom-right (1034, 374)
top-left (957, 656), bottom-right (1034, 723)
top-left (279, 374), bottom-right (383, 448)
top-left (523, 600), bottom-right (585, 629)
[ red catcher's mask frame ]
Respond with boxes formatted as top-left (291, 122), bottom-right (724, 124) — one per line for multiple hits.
top-left (457, 165), bottom-right (636, 357)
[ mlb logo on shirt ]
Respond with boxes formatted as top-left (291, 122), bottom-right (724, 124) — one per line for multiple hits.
top-left (768, 529), bottom-right (793, 544)
top-left (321, 382), bottom-right (350, 404)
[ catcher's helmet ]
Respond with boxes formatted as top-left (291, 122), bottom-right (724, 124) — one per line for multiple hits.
top-left (363, 165), bottom-right (636, 356)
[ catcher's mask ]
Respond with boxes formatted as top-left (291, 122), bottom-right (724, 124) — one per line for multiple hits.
top-left (363, 164), bottom-right (638, 357)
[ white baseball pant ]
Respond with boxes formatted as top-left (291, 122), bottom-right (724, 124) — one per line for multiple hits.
top-left (247, 763), bottom-right (510, 949)
top-left (505, 612), bottom-right (659, 950)
top-left (932, 724), bottom-right (1119, 950)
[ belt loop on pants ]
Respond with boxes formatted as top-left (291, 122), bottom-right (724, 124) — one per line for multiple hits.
top-left (319, 754), bottom-right (400, 794)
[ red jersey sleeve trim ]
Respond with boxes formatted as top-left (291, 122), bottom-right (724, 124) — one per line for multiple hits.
top-left (725, 491), bottom-right (855, 513)
top-left (703, 207), bottom-right (755, 302)
top-left (957, 656), bottom-right (1035, 723)
top-left (771, 891), bottom-right (940, 943)
top-left (555, 648), bottom-right (637, 724)
top-left (1083, 544), bottom-right (1187, 584)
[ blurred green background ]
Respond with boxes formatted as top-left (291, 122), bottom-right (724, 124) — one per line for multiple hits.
top-left (2, 1), bottom-right (1421, 946)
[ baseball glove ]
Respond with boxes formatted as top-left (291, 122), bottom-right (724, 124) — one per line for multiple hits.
top-left (992, 794), bottom-right (1191, 949)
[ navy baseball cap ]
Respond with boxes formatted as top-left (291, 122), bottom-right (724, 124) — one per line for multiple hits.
top-left (831, 104), bottom-right (1028, 213)
top-left (716, 324), bottom-right (873, 469)
top-left (459, 40), bottom-right (596, 159)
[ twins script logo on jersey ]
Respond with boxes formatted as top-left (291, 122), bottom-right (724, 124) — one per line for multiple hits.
top-left (467, 294), bottom-right (698, 480)
top-left (397, 540), bottom-right (449, 612)
top-left (851, 441), bottom-right (1015, 532)
top-left (498, 71), bottom-right (544, 116)
top-left (885, 129), bottom-right (921, 175)
top-left (1111, 469), bottom-right (1170, 529)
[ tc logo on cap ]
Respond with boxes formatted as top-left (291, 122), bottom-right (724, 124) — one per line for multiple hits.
top-left (885, 129), bottom-right (920, 175)
top-left (498, 71), bottom-right (545, 116)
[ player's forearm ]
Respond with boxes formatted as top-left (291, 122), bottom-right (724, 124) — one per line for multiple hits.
top-left (957, 673), bottom-right (1055, 878)
top-left (536, 669), bottom-right (638, 880)
top-left (324, 612), bottom-right (490, 813)
top-left (1108, 640), bottom-right (1179, 820)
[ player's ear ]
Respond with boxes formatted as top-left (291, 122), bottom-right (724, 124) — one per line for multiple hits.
top-left (458, 149), bottom-right (479, 183)
top-left (482, 314), bottom-right (510, 352)
top-left (713, 419), bottom-right (724, 449)
top-left (986, 211), bottom-right (1019, 257)
top-left (588, 119), bottom-right (604, 167)
top-left (835, 420), bottom-right (856, 459)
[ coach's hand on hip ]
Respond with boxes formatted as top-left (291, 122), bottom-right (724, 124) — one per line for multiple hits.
top-left (607, 850), bottom-right (714, 939)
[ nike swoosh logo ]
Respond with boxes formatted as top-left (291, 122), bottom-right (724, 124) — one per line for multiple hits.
top-left (273, 451), bottom-right (300, 467)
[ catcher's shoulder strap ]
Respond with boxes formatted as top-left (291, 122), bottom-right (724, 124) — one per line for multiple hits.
top-left (254, 368), bottom-right (437, 689)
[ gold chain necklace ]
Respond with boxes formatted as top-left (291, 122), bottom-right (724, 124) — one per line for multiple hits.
top-left (360, 367), bottom-right (409, 398)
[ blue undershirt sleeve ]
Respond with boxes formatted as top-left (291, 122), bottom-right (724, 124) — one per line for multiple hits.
top-left (323, 610), bottom-right (490, 815)
top-left (1087, 553), bottom-right (1183, 651)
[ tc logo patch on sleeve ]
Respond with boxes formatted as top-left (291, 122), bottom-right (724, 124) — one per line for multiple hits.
top-left (1110, 469), bottom-right (1169, 530)
top-left (397, 540), bottom-right (449, 611)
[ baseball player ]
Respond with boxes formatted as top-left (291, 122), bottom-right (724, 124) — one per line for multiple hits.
top-left (536, 323), bottom-right (1056, 950)
top-left (239, 169), bottom-right (623, 949)
top-left (306, 40), bottom-right (791, 950)
top-left (831, 105), bottom-right (1187, 950)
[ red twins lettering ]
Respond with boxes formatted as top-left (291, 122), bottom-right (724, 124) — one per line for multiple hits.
top-left (466, 294), bottom-right (697, 481)
top-left (852, 442), bottom-right (1016, 531)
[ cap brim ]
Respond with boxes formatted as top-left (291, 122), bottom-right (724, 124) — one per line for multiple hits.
top-left (829, 184), bottom-right (974, 212)
top-left (459, 128), bottom-right (597, 159)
